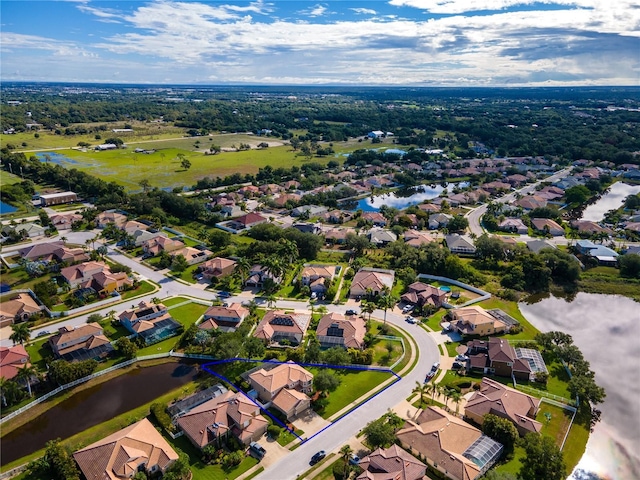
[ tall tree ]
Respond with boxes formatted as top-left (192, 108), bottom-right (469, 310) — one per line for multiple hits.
top-left (519, 433), bottom-right (566, 480)
top-left (10, 322), bottom-right (31, 345)
top-left (16, 364), bottom-right (39, 397)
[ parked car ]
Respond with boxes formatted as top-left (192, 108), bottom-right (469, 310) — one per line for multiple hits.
top-left (349, 454), bottom-right (360, 465)
top-left (355, 295), bottom-right (362, 302)
top-left (425, 371), bottom-right (435, 382)
top-left (345, 309), bottom-right (358, 316)
top-left (218, 291), bottom-right (231, 298)
top-left (402, 305), bottom-right (414, 314)
top-left (248, 442), bottom-right (266, 460)
top-left (310, 451), bottom-right (326, 465)
top-left (452, 362), bottom-right (464, 370)
top-left (432, 361), bottom-right (440, 371)
top-left (455, 354), bottom-right (469, 362)
top-left (405, 316), bottom-right (416, 324)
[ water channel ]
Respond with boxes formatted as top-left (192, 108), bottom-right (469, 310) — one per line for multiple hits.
top-left (520, 293), bottom-right (640, 480)
top-left (580, 182), bottom-right (640, 222)
top-left (0, 361), bottom-right (197, 466)
top-left (0, 201), bottom-right (17, 215)
top-left (346, 182), bottom-right (469, 212)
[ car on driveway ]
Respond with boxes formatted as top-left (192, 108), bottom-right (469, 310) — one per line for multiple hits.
top-left (310, 451), bottom-right (326, 465)
top-left (349, 454), bottom-right (360, 465)
top-left (402, 305), bottom-right (414, 314)
top-left (455, 354), bottom-right (469, 362)
top-left (452, 362), bottom-right (464, 370)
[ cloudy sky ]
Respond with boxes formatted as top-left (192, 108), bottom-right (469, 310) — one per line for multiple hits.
top-left (1, 0), bottom-right (639, 86)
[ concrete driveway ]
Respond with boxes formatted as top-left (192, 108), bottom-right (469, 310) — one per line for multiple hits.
top-left (428, 329), bottom-right (462, 345)
top-left (292, 410), bottom-right (331, 439)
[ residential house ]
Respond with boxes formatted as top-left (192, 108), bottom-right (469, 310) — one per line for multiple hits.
top-left (325, 228), bottom-right (354, 244)
top-left (448, 306), bottom-right (510, 337)
top-left (362, 212), bottom-right (387, 227)
top-left (291, 205), bottom-right (328, 218)
top-left (132, 229), bottom-right (163, 247)
top-left (19, 241), bottom-right (88, 264)
top-left (505, 174), bottom-right (528, 186)
top-left (0, 345), bottom-right (30, 381)
top-left (300, 264), bottom-right (337, 296)
top-left (245, 264), bottom-right (281, 288)
top-left (466, 338), bottom-right (546, 381)
top-left (253, 310), bottom-right (310, 345)
top-left (49, 324), bottom-right (114, 362)
top-left (401, 282), bottom-right (447, 309)
top-left (404, 230), bottom-right (435, 248)
top-left (498, 218), bottom-right (528, 235)
top-left (200, 304), bottom-right (250, 332)
top-left (571, 221), bottom-right (614, 236)
top-left (397, 406), bottom-right (503, 480)
top-left (60, 261), bottom-right (109, 288)
top-left (176, 390), bottom-right (268, 448)
top-left (516, 195), bottom-right (547, 211)
top-left (170, 246), bottom-right (212, 265)
top-left (0, 293), bottom-right (43, 328)
top-left (200, 257), bottom-right (237, 280)
top-left (73, 418), bottom-right (179, 480)
top-left (316, 312), bottom-right (366, 350)
top-left (248, 362), bottom-right (313, 420)
top-left (1, 222), bottom-right (46, 239)
top-left (428, 213), bottom-right (453, 230)
top-left (482, 181), bottom-right (511, 194)
top-left (350, 267), bottom-right (395, 298)
top-left (369, 229), bottom-right (398, 246)
top-left (356, 445), bottom-right (427, 480)
top-left (531, 218), bottom-right (564, 236)
top-left (95, 211), bottom-right (127, 228)
top-left (292, 222), bottom-right (322, 235)
top-left (221, 204), bottom-right (244, 218)
top-left (227, 212), bottom-right (268, 231)
top-left (118, 301), bottom-right (181, 345)
top-left (142, 235), bottom-right (184, 256)
top-left (121, 220), bottom-right (149, 235)
top-left (320, 209), bottom-right (353, 224)
top-left (80, 269), bottom-right (133, 296)
top-left (464, 378), bottom-right (542, 436)
top-left (526, 239), bottom-right (557, 254)
top-left (48, 212), bottom-right (82, 230)
top-left (445, 234), bottom-right (477, 255)
top-left (417, 203), bottom-right (440, 213)
top-left (575, 240), bottom-right (619, 266)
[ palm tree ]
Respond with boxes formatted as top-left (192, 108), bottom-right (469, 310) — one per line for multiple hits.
top-left (442, 387), bottom-right (452, 411)
top-left (377, 288), bottom-right (398, 325)
top-left (432, 384), bottom-right (443, 404)
top-left (266, 293), bottom-right (277, 310)
top-left (339, 444), bottom-right (353, 466)
top-left (361, 301), bottom-right (376, 321)
top-left (450, 391), bottom-right (462, 416)
top-left (412, 381), bottom-right (429, 408)
top-left (236, 258), bottom-right (252, 286)
top-left (60, 236), bottom-right (68, 243)
top-left (424, 382), bottom-right (435, 404)
top-left (308, 298), bottom-right (316, 318)
top-left (0, 377), bottom-right (7, 407)
top-left (9, 323), bottom-right (30, 345)
top-left (16, 365), bottom-right (38, 397)
top-left (316, 305), bottom-right (328, 318)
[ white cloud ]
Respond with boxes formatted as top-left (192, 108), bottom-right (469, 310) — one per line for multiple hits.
top-left (0, 32), bottom-right (98, 58)
top-left (388, 0), bottom-right (598, 14)
top-left (350, 8), bottom-right (377, 15)
top-left (299, 4), bottom-right (329, 17)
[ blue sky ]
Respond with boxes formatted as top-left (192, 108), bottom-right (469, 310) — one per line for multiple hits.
top-left (1, 0), bottom-right (639, 86)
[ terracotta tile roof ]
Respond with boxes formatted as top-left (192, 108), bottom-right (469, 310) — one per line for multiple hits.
top-left (350, 269), bottom-right (395, 293)
top-left (451, 306), bottom-right (507, 333)
top-left (253, 310), bottom-right (309, 342)
top-left (0, 293), bottom-right (42, 320)
top-left (357, 444), bottom-right (427, 480)
top-left (465, 378), bottom-right (542, 435)
top-left (271, 387), bottom-right (309, 415)
top-left (204, 304), bottom-right (249, 321)
top-left (49, 323), bottom-right (104, 349)
top-left (397, 407), bottom-right (483, 480)
top-left (0, 345), bottom-right (30, 380)
top-left (301, 265), bottom-right (336, 280)
top-left (73, 418), bottom-right (178, 480)
top-left (316, 312), bottom-right (366, 349)
top-left (248, 361), bottom-right (313, 396)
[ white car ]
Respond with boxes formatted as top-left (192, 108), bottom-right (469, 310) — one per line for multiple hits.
top-left (402, 305), bottom-right (414, 314)
top-left (455, 354), bottom-right (469, 362)
top-left (405, 315), bottom-right (416, 324)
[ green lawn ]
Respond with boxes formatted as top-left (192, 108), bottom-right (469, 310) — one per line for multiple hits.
top-left (168, 302), bottom-right (208, 327)
top-left (276, 427), bottom-right (304, 447)
top-left (444, 340), bottom-right (460, 357)
top-left (174, 264), bottom-right (200, 284)
top-left (0, 270), bottom-right (54, 292)
top-left (372, 339), bottom-right (403, 366)
top-left (99, 318), bottom-right (130, 341)
top-left (479, 297), bottom-right (538, 340)
top-left (24, 337), bottom-right (52, 370)
top-left (537, 402), bottom-right (573, 447)
top-left (120, 280), bottom-right (156, 300)
top-left (309, 368), bottom-right (394, 418)
top-left (163, 296), bottom-right (192, 307)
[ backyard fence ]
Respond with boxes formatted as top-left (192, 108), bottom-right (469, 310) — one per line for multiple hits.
top-left (416, 274), bottom-right (491, 307)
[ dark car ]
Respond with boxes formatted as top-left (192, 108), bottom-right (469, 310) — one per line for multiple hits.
top-left (425, 371), bottom-right (435, 382)
top-left (452, 362), bottom-right (464, 370)
top-left (310, 451), bottom-right (326, 465)
top-left (345, 309), bottom-right (358, 316)
top-left (349, 454), bottom-right (360, 465)
top-left (218, 291), bottom-right (232, 298)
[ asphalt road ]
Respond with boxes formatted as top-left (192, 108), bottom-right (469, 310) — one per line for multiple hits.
top-left (255, 310), bottom-right (438, 479)
top-left (465, 167), bottom-right (573, 237)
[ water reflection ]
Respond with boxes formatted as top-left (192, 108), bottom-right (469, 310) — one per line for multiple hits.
top-left (580, 182), bottom-right (640, 222)
top-left (347, 182), bottom-right (469, 212)
top-left (520, 293), bottom-right (640, 480)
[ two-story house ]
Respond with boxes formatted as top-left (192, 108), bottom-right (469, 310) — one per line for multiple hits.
top-left (48, 324), bottom-right (114, 362)
top-left (300, 264), bottom-right (337, 296)
top-left (200, 257), bottom-right (237, 280)
top-left (199, 304), bottom-right (250, 332)
top-left (118, 301), bottom-right (181, 345)
top-left (316, 312), bottom-right (366, 350)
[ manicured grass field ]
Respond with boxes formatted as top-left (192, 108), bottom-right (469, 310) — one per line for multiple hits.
top-left (537, 402), bottom-right (573, 447)
top-left (163, 296), bottom-right (192, 307)
top-left (24, 337), bottom-right (52, 370)
top-left (120, 280), bottom-right (156, 299)
top-left (168, 302), bottom-right (208, 326)
top-left (308, 368), bottom-right (394, 419)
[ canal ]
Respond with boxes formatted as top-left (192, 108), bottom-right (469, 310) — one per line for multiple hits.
top-left (580, 181), bottom-right (640, 222)
top-left (0, 361), bottom-right (197, 466)
top-left (520, 293), bottom-right (640, 480)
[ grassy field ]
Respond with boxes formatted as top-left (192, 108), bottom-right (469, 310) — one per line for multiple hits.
top-left (25, 142), bottom-right (333, 191)
top-left (168, 302), bottom-right (208, 326)
top-left (120, 280), bottom-right (156, 299)
top-left (537, 402), bottom-right (573, 447)
top-left (163, 296), bottom-right (192, 307)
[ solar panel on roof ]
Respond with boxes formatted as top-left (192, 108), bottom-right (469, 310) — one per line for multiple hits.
top-left (270, 316), bottom-right (294, 326)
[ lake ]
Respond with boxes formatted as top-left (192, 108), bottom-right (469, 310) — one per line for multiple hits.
top-left (0, 361), bottom-right (197, 466)
top-left (580, 182), bottom-right (640, 222)
top-left (520, 293), bottom-right (640, 480)
top-left (346, 183), bottom-right (469, 212)
top-left (0, 201), bottom-right (17, 215)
